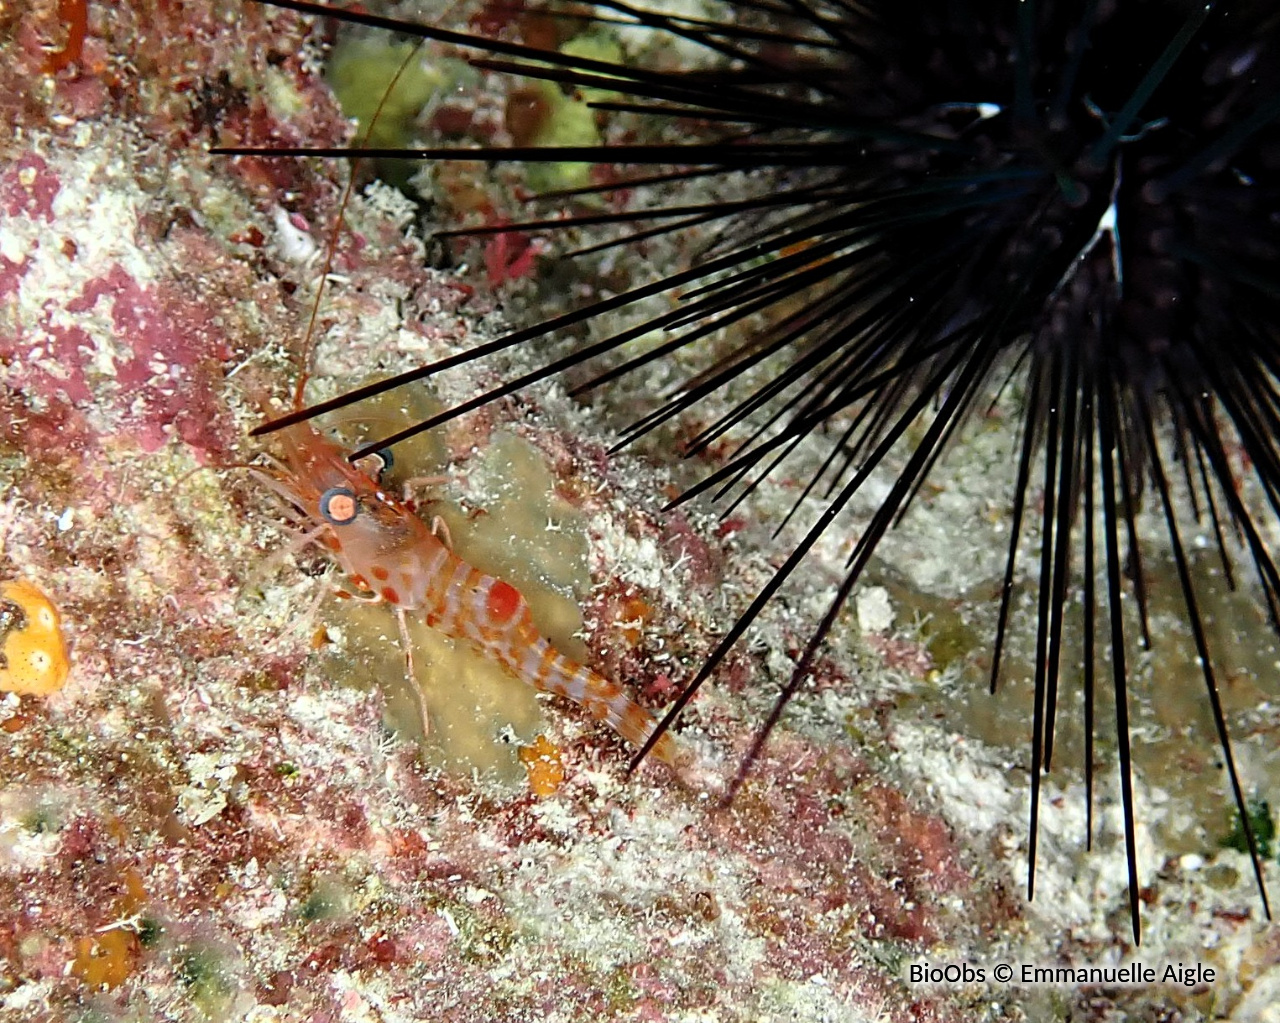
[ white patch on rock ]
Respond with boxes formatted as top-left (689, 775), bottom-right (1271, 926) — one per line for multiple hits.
top-left (271, 205), bottom-right (319, 264)
top-left (856, 586), bottom-right (894, 635)
top-left (177, 751), bottom-right (240, 826)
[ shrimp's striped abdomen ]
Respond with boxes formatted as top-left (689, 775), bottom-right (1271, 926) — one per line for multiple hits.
top-left (429, 555), bottom-right (680, 766)
top-left (517, 636), bottom-right (681, 767)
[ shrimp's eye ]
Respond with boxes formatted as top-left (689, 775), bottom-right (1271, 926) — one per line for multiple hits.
top-left (320, 486), bottom-right (359, 525)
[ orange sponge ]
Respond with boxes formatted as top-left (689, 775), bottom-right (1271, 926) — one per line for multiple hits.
top-left (518, 735), bottom-right (565, 797)
top-left (0, 579), bottom-right (71, 696)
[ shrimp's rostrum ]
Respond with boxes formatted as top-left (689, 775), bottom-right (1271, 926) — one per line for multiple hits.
top-left (262, 422), bottom-right (682, 768)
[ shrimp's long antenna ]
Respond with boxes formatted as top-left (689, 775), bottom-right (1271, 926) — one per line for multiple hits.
top-left (293, 40), bottom-right (425, 407)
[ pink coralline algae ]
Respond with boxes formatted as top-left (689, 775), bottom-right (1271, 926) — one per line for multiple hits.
top-left (1, 182), bottom-right (235, 454)
top-left (1, 155), bottom-right (61, 225)
top-left (1, 3), bottom-right (1278, 1023)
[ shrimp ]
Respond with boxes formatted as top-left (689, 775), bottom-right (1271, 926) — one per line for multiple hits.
top-left (258, 419), bottom-right (684, 769)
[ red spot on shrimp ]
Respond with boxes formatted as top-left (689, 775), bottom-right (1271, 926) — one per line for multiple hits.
top-left (381, 587), bottom-right (400, 604)
top-left (371, 565), bottom-right (389, 582)
top-left (349, 574), bottom-right (369, 591)
top-left (486, 580), bottom-right (521, 623)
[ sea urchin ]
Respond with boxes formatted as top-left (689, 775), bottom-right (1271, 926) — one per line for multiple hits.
top-left (218, 0), bottom-right (1280, 942)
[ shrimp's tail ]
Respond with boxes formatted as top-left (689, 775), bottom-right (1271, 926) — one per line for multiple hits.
top-left (514, 636), bottom-right (683, 770)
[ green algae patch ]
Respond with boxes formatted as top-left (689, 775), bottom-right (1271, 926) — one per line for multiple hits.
top-left (1223, 799), bottom-right (1275, 860)
top-left (324, 22), bottom-right (620, 193)
top-left (518, 80), bottom-right (603, 193)
top-left (325, 36), bottom-right (453, 188)
top-left (559, 31), bottom-right (626, 99)
top-left (327, 37), bottom-right (446, 149)
top-left (173, 942), bottom-right (241, 1017)
top-left (299, 873), bottom-right (355, 923)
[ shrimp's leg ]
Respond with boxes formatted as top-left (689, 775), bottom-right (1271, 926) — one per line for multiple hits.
top-left (401, 475), bottom-right (453, 547)
top-left (429, 515), bottom-right (453, 549)
top-left (326, 585), bottom-right (430, 738)
top-left (395, 606), bottom-right (431, 736)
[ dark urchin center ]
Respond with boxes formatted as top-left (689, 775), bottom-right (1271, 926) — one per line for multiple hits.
top-left (843, 2), bottom-right (1279, 393)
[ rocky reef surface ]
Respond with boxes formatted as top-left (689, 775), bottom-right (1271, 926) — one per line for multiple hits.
top-left (1, 3), bottom-right (1276, 1021)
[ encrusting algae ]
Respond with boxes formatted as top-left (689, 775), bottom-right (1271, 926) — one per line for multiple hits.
top-left (0, 579), bottom-right (70, 697)
top-left (518, 734), bottom-right (566, 797)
